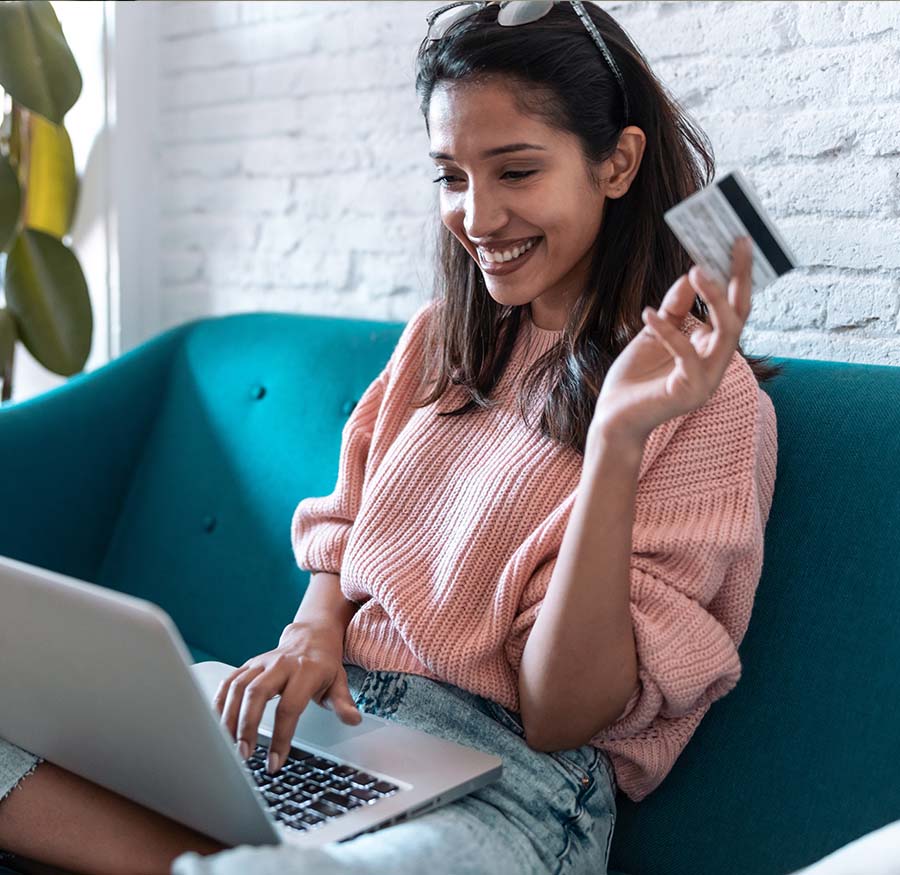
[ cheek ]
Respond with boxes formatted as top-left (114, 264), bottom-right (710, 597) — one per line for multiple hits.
top-left (440, 204), bottom-right (462, 230)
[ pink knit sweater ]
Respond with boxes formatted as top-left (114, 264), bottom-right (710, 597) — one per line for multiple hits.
top-left (292, 299), bottom-right (778, 803)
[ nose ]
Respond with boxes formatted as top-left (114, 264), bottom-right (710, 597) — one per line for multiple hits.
top-left (462, 182), bottom-right (508, 243)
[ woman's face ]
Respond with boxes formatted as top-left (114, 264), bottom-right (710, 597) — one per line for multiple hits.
top-left (428, 78), bottom-right (645, 330)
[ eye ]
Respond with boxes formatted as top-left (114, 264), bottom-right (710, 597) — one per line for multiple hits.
top-left (431, 170), bottom-right (537, 189)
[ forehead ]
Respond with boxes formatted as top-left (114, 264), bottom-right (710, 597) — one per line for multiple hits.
top-left (428, 80), bottom-right (556, 158)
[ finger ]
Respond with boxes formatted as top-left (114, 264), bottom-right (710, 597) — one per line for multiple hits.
top-left (212, 666), bottom-right (245, 716)
top-left (266, 669), bottom-right (318, 775)
top-left (656, 273), bottom-right (696, 324)
top-left (688, 264), bottom-right (741, 343)
top-left (236, 662), bottom-right (288, 768)
top-left (330, 670), bottom-right (363, 726)
top-left (221, 664), bottom-right (265, 745)
top-left (642, 307), bottom-right (704, 383)
top-left (730, 236), bottom-right (753, 321)
top-left (648, 302), bottom-right (736, 393)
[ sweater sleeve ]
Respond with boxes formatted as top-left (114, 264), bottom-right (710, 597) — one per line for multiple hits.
top-left (291, 300), bottom-right (434, 575)
top-left (505, 353), bottom-right (775, 756)
top-left (590, 360), bottom-right (774, 740)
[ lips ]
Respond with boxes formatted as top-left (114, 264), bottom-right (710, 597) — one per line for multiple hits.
top-left (478, 236), bottom-right (542, 276)
top-left (478, 236), bottom-right (541, 253)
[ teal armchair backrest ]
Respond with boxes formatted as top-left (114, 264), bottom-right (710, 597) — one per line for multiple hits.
top-left (0, 313), bottom-right (404, 665)
top-left (1, 312), bottom-right (898, 875)
top-left (612, 357), bottom-right (900, 875)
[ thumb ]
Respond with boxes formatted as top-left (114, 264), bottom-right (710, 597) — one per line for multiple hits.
top-left (330, 672), bottom-right (362, 725)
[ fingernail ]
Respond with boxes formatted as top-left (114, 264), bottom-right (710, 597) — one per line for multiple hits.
top-left (238, 740), bottom-right (249, 760)
top-left (695, 265), bottom-right (711, 283)
top-left (267, 751), bottom-right (281, 774)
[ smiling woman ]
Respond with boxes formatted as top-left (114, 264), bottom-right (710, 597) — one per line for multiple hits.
top-left (412, 3), bottom-right (783, 457)
top-left (0, 4), bottom-right (781, 875)
top-left (171, 2), bottom-right (778, 873)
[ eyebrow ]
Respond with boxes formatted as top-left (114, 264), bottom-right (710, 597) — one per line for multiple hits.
top-left (428, 142), bottom-right (548, 160)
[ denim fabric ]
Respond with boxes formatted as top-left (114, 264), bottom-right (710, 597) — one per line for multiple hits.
top-left (0, 737), bottom-right (45, 865)
top-left (173, 663), bottom-right (617, 875)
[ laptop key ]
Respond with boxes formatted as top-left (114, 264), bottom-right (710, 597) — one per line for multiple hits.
top-left (350, 772), bottom-right (378, 787)
top-left (319, 791), bottom-right (351, 810)
top-left (372, 781), bottom-right (398, 795)
top-left (284, 819), bottom-right (310, 831)
top-left (309, 799), bottom-right (345, 819)
top-left (349, 787), bottom-right (379, 803)
top-left (330, 765), bottom-right (357, 779)
top-left (278, 801), bottom-right (306, 818)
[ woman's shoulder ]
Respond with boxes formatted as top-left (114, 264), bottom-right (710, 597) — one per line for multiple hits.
top-left (397, 298), bottom-right (440, 346)
top-left (380, 299), bottom-right (441, 390)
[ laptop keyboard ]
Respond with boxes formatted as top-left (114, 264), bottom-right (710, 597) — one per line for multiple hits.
top-left (246, 743), bottom-right (400, 832)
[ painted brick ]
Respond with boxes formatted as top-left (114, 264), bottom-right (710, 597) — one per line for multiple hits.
top-left (147, 0), bottom-right (900, 368)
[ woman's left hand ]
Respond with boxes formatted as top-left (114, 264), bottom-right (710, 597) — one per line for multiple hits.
top-left (589, 236), bottom-right (754, 449)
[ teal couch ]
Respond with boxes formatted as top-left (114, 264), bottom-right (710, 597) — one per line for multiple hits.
top-left (1, 311), bottom-right (898, 875)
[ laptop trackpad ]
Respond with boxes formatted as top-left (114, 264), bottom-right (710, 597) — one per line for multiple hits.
top-left (191, 661), bottom-right (385, 748)
top-left (259, 694), bottom-right (385, 748)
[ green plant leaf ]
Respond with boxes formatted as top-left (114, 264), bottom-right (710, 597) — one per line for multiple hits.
top-left (0, 0), bottom-right (83, 124)
top-left (0, 152), bottom-right (21, 252)
top-left (0, 307), bottom-right (19, 398)
top-left (4, 227), bottom-right (92, 375)
top-left (22, 109), bottom-right (78, 238)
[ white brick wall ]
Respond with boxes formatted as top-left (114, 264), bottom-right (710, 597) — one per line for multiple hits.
top-left (147, 0), bottom-right (900, 364)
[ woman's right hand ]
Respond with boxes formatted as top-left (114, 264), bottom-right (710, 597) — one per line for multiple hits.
top-left (212, 619), bottom-right (362, 775)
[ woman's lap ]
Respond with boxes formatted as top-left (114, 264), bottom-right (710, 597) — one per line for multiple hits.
top-left (0, 738), bottom-right (44, 866)
top-left (172, 663), bottom-right (617, 875)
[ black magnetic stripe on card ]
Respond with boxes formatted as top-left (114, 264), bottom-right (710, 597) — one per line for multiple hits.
top-left (716, 174), bottom-right (795, 275)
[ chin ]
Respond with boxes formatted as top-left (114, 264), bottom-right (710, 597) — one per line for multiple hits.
top-left (484, 292), bottom-right (533, 310)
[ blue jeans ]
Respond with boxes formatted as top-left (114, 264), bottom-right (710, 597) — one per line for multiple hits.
top-left (0, 739), bottom-right (43, 868)
top-left (2, 664), bottom-right (617, 875)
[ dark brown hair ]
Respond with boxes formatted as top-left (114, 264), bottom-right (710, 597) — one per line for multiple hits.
top-left (412, 1), bottom-right (783, 455)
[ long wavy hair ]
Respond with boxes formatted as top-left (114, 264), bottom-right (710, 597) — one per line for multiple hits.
top-left (411, 1), bottom-right (783, 455)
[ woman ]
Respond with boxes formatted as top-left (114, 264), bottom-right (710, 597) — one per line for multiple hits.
top-left (0, 2), bottom-right (780, 874)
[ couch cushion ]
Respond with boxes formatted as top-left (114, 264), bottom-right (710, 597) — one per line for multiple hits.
top-left (610, 356), bottom-right (900, 875)
top-left (96, 312), bottom-right (404, 669)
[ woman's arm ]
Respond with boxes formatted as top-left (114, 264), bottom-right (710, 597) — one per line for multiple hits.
top-left (282, 571), bottom-right (360, 642)
top-left (517, 429), bottom-right (641, 752)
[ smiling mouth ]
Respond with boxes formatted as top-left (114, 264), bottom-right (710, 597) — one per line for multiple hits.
top-left (476, 237), bottom-right (542, 266)
top-left (477, 237), bottom-right (543, 275)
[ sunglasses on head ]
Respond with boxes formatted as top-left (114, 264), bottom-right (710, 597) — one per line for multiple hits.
top-left (425, 1), bottom-right (630, 123)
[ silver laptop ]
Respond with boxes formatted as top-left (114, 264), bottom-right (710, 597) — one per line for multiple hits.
top-left (0, 554), bottom-right (502, 848)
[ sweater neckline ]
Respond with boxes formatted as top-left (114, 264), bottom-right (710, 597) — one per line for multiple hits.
top-left (523, 307), bottom-right (564, 337)
top-left (521, 308), bottom-right (564, 358)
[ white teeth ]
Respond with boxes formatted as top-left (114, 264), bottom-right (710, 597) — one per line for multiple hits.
top-left (479, 237), bottom-right (539, 264)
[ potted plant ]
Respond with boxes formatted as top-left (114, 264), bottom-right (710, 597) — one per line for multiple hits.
top-left (0, 0), bottom-right (92, 403)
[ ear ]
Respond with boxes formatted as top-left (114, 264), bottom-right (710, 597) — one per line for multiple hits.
top-left (606, 126), bottom-right (646, 199)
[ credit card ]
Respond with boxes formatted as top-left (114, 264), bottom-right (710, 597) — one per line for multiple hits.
top-left (663, 168), bottom-right (798, 294)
